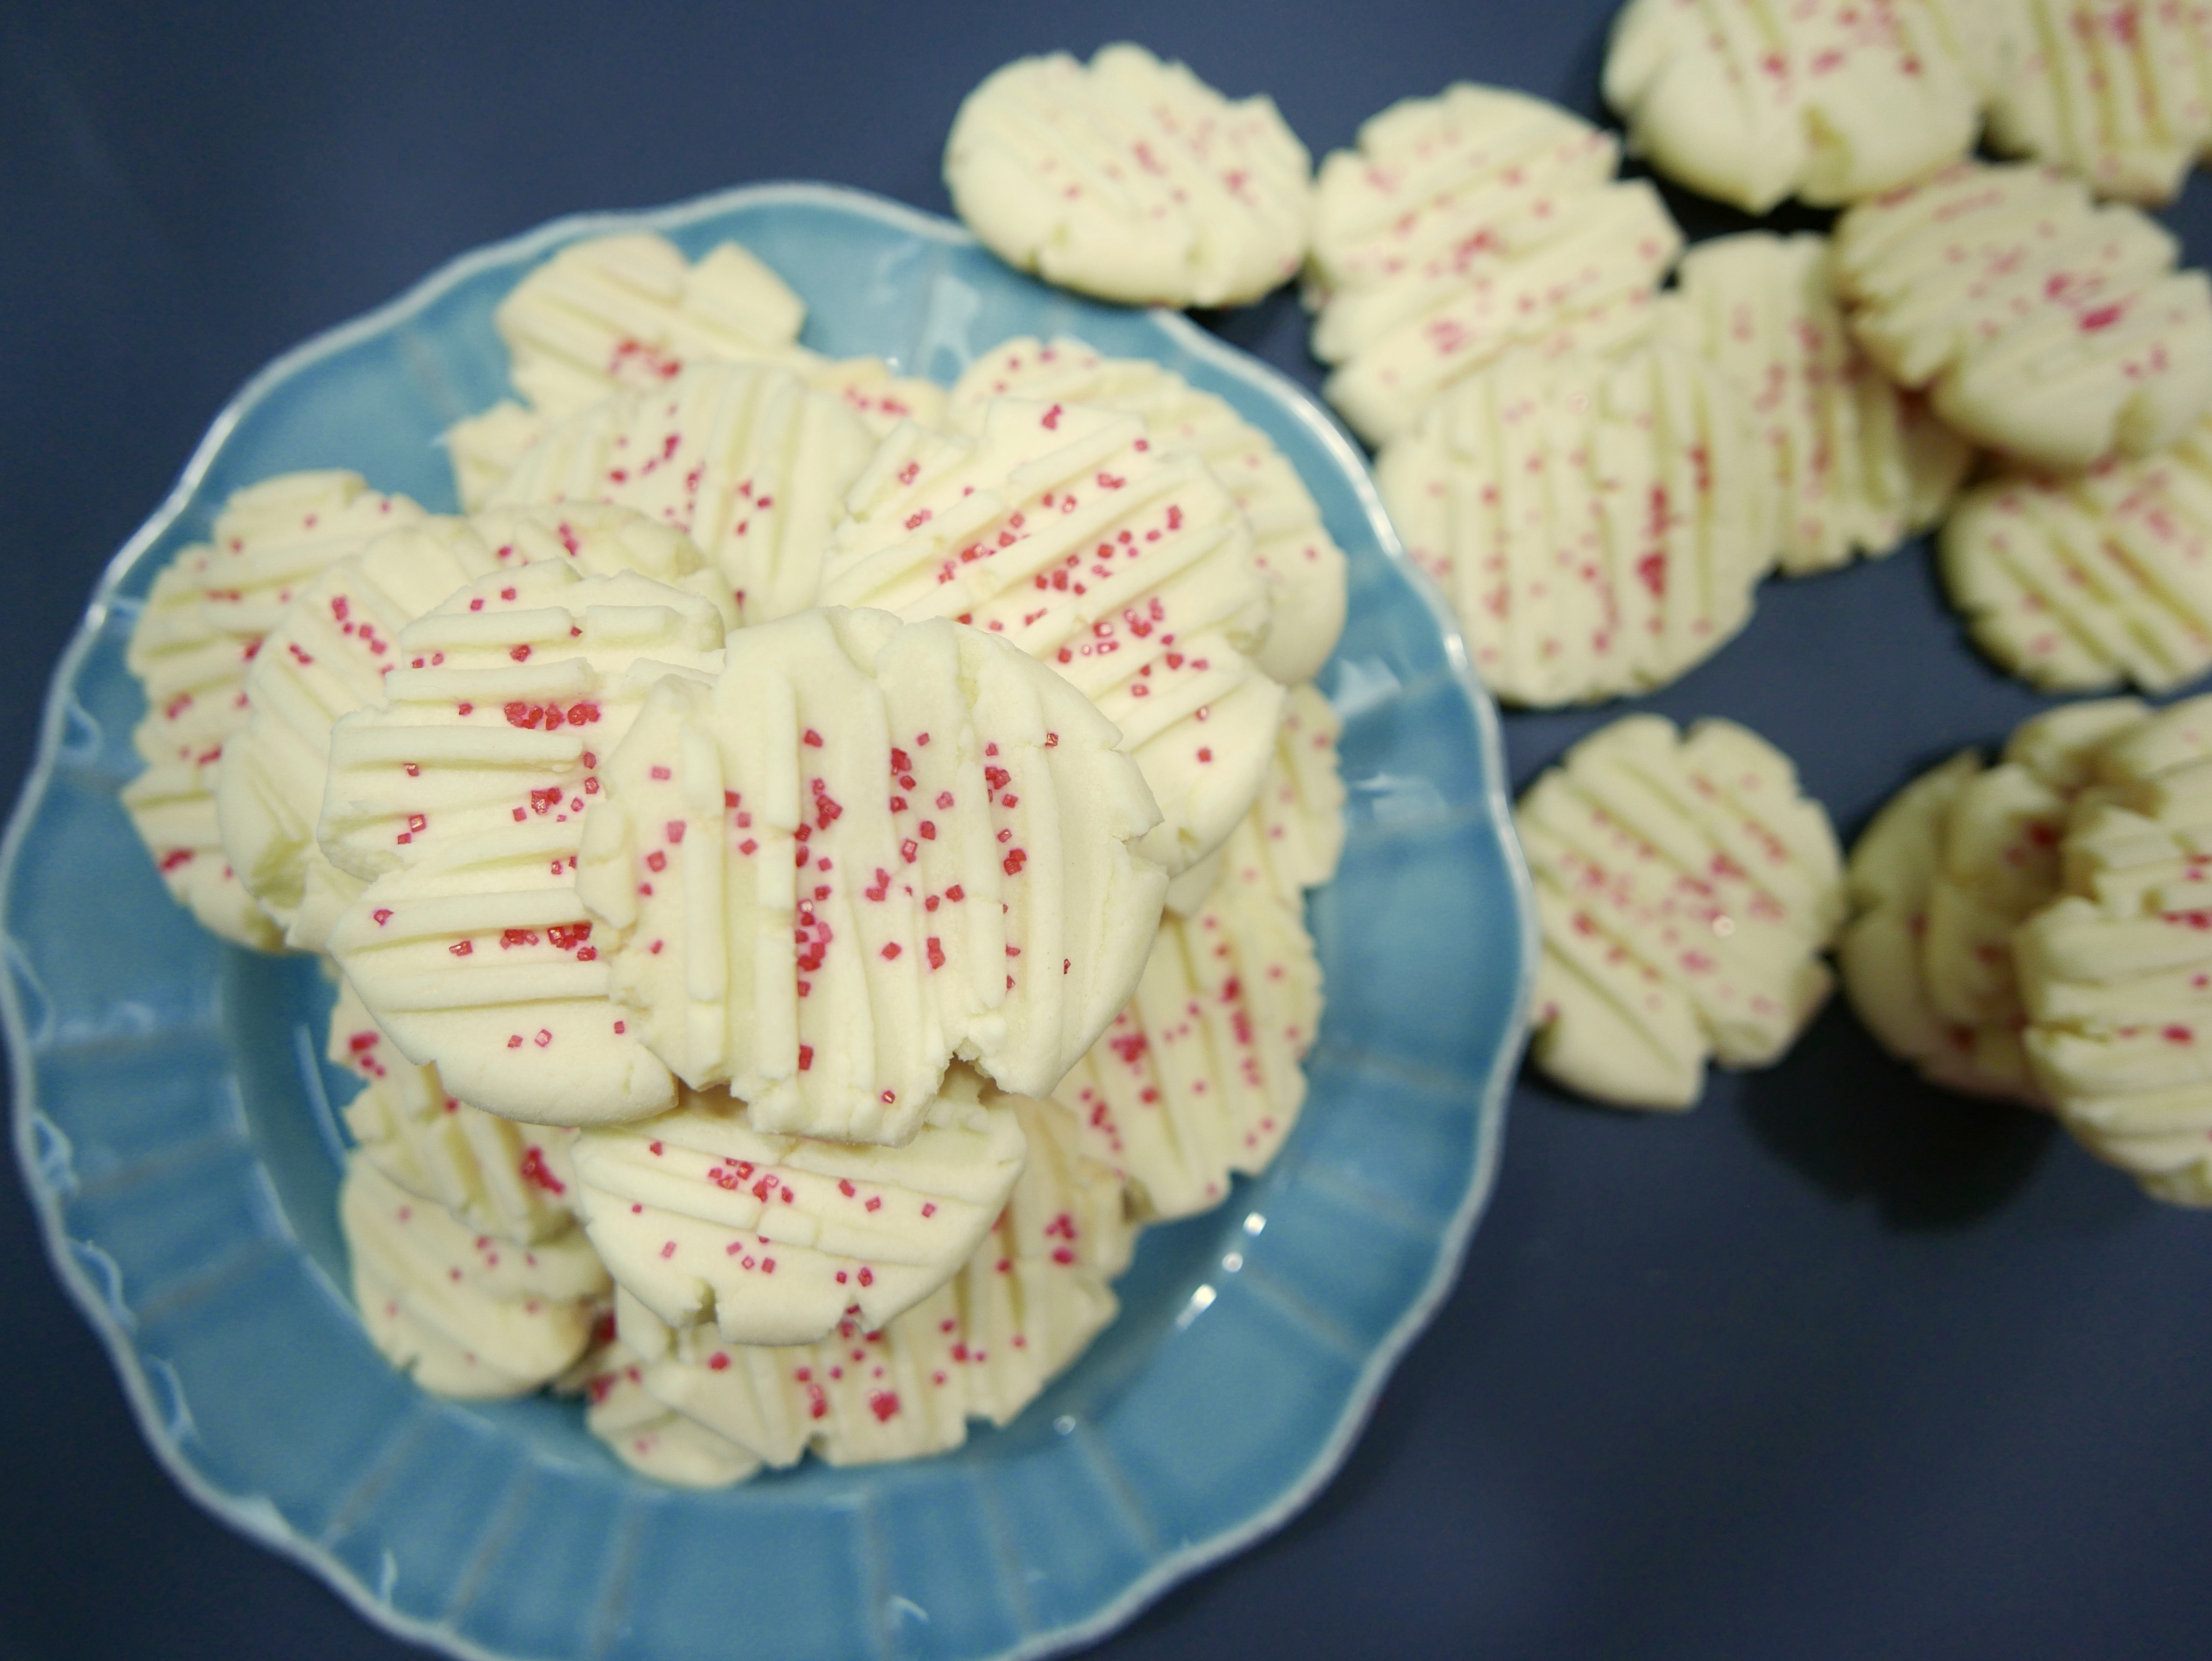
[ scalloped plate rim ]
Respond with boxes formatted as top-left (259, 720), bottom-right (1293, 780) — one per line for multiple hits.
top-left (0, 179), bottom-right (1535, 1661)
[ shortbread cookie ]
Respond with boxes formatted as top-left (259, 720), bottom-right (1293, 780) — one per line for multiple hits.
top-left (572, 1065), bottom-right (1026, 1346)
top-left (457, 349), bottom-right (944, 495)
top-left (1376, 340), bottom-right (1770, 706)
top-left (2017, 693), bottom-right (2212, 1202)
top-left (1833, 161), bottom-right (2212, 469)
top-left (1221, 682), bottom-right (1348, 906)
top-left (329, 979), bottom-right (579, 1245)
top-left (222, 505), bottom-right (732, 955)
top-left (1519, 715), bottom-right (1845, 1110)
top-left (1941, 418), bottom-right (2212, 692)
top-left (1605, 0), bottom-right (1984, 213)
top-left (488, 361), bottom-right (877, 627)
top-left (1839, 700), bottom-right (2146, 1101)
top-left (1052, 688), bottom-right (1340, 1215)
top-left (446, 232), bottom-right (809, 508)
top-left (445, 230), bottom-right (937, 509)
top-left (808, 356), bottom-right (949, 438)
top-left (1052, 857), bottom-right (1322, 1218)
top-left (821, 397), bottom-right (1285, 877)
top-left (947, 337), bottom-right (1348, 685)
top-left (621, 1095), bottom-right (1129, 1468)
top-left (575, 607), bottom-right (1167, 1144)
top-left (322, 560), bottom-right (731, 1126)
top-left (1659, 232), bottom-right (1970, 575)
top-left (1160, 680), bottom-right (1343, 915)
top-left (122, 472), bottom-right (423, 948)
top-left (344, 1155), bottom-right (609, 1399)
top-left (573, 1339), bottom-right (762, 1487)
top-left (944, 42), bottom-right (1310, 309)
top-left (1306, 85), bottom-right (1682, 445)
top-left (1982, 0), bottom-right (2212, 205)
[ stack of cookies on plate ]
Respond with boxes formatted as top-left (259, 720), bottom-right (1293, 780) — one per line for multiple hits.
top-left (118, 180), bottom-right (1351, 1483)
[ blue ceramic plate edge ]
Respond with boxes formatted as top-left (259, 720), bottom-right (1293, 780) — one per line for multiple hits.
top-left (0, 180), bottom-right (1537, 1661)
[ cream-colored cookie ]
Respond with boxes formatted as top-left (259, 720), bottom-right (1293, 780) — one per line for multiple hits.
top-left (1982, 0), bottom-right (2212, 205)
top-left (328, 978), bottom-right (579, 1245)
top-left (122, 472), bottom-right (423, 948)
top-left (947, 337), bottom-right (1347, 685)
top-left (2017, 692), bottom-right (2212, 1202)
top-left (1659, 231), bottom-right (1970, 575)
top-left (806, 356), bottom-right (949, 438)
top-left (944, 42), bottom-right (1310, 309)
top-left (216, 519), bottom-right (502, 947)
top-left (322, 558), bottom-right (732, 1126)
top-left (575, 607), bottom-right (1167, 1145)
top-left (572, 1339), bottom-right (762, 1487)
top-left (1833, 161), bottom-right (2212, 469)
top-left (570, 1066), bottom-right (1027, 1347)
top-left (1052, 862), bottom-right (1322, 1219)
top-left (446, 232), bottom-right (808, 508)
top-left (1219, 682), bottom-right (1348, 906)
top-left (1840, 700), bottom-right (2147, 1100)
top-left (1605, 0), bottom-right (1984, 213)
top-left (1376, 339), bottom-right (1770, 706)
top-left (1306, 84), bottom-right (1682, 446)
top-left (445, 230), bottom-right (936, 509)
top-left (488, 361), bottom-right (877, 627)
top-left (1162, 680), bottom-right (1341, 914)
top-left (343, 1155), bottom-right (609, 1399)
top-left (621, 1095), bottom-right (1129, 1468)
top-left (1941, 417), bottom-right (2212, 692)
top-left (1052, 687), bottom-right (1340, 1216)
top-left (823, 397), bottom-right (1284, 877)
top-left (224, 504), bottom-right (734, 956)
top-left (1520, 715), bottom-right (1845, 1110)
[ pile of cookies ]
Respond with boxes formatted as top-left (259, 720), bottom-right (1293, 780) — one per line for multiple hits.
top-left (1345, 8), bottom-right (2212, 1199)
top-left (120, 183), bottom-right (1349, 1480)
top-left (1842, 694), bottom-right (2212, 1204)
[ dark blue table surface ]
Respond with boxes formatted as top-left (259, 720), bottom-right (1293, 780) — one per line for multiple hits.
top-left (6, 3), bottom-right (2211, 1658)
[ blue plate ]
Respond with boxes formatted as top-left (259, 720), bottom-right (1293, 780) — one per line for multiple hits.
top-left (0, 183), bottom-right (1532, 1661)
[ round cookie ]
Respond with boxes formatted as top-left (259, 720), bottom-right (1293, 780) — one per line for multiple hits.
top-left (820, 396), bottom-right (1285, 877)
top-left (322, 560), bottom-right (732, 1126)
top-left (2016, 693), bottom-right (2212, 1203)
top-left (343, 1154), bottom-right (610, 1399)
top-left (943, 42), bottom-right (1310, 309)
top-left (573, 1338), bottom-right (763, 1488)
top-left (1982, 0), bottom-right (2212, 205)
top-left (1832, 161), bottom-right (2212, 470)
top-left (122, 471), bottom-right (424, 948)
top-left (216, 503), bottom-right (724, 953)
top-left (1306, 84), bottom-right (1682, 446)
top-left (1376, 338), bottom-right (1771, 707)
top-left (619, 1095), bottom-right (1130, 1470)
top-left (1941, 417), bottom-right (2212, 692)
top-left (1605, 0), bottom-right (1985, 213)
top-left (571, 1065), bottom-right (1027, 1347)
top-left (1839, 699), bottom-right (2147, 1102)
top-left (1658, 231), bottom-right (1970, 576)
top-left (328, 978), bottom-right (580, 1246)
top-left (445, 231), bottom-right (809, 508)
top-left (947, 337), bottom-right (1348, 685)
top-left (1052, 687), bottom-right (1341, 1218)
top-left (445, 230), bottom-right (939, 510)
top-left (1519, 715), bottom-right (1845, 1111)
top-left (575, 607), bottom-right (1168, 1144)
top-left (1052, 857), bottom-right (1322, 1220)
top-left (1218, 682), bottom-right (1348, 906)
top-left (489, 361), bottom-right (878, 627)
